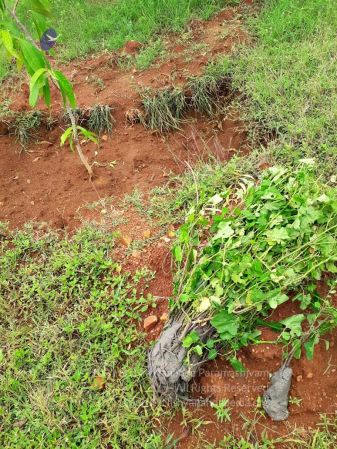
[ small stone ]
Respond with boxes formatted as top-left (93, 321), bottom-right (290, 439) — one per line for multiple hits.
top-left (27, 179), bottom-right (31, 184)
top-left (306, 372), bottom-right (313, 379)
top-left (143, 230), bottom-right (151, 239)
top-left (296, 375), bottom-right (303, 382)
top-left (30, 201), bottom-right (35, 206)
top-left (102, 135), bottom-right (108, 142)
top-left (144, 315), bottom-right (158, 331)
top-left (119, 235), bottom-right (132, 247)
top-left (160, 313), bottom-right (169, 322)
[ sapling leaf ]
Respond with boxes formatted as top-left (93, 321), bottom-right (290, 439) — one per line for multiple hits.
top-left (0, 30), bottom-right (20, 59)
top-left (77, 126), bottom-right (98, 144)
top-left (29, 67), bottom-right (48, 106)
top-left (19, 39), bottom-right (49, 74)
top-left (208, 348), bottom-right (217, 360)
top-left (280, 314), bottom-right (305, 338)
top-left (173, 245), bottom-right (183, 263)
top-left (52, 70), bottom-right (76, 108)
top-left (43, 79), bottom-right (51, 107)
top-left (182, 330), bottom-right (200, 348)
top-left (304, 335), bottom-right (319, 360)
top-left (60, 127), bottom-right (73, 146)
top-left (229, 356), bottom-right (245, 373)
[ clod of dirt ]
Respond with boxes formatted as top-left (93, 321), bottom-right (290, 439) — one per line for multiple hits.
top-left (144, 315), bottom-right (159, 331)
top-left (263, 364), bottom-right (293, 421)
top-left (148, 318), bottom-right (215, 400)
top-left (123, 40), bottom-right (143, 55)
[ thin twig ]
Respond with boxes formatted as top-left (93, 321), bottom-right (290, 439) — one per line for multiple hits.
top-left (12, 0), bottom-right (20, 14)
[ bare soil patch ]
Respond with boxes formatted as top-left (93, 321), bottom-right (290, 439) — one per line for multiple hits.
top-left (0, 6), bottom-right (247, 229)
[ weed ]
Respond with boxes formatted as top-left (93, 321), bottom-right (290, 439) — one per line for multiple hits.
top-left (0, 225), bottom-right (167, 448)
top-left (141, 87), bottom-right (186, 133)
top-left (210, 399), bottom-right (231, 423)
top-left (123, 188), bottom-right (145, 212)
top-left (135, 39), bottom-right (166, 70)
top-left (180, 406), bottom-right (209, 438)
top-left (183, 42), bottom-right (209, 62)
top-left (125, 108), bottom-right (144, 125)
top-left (11, 111), bottom-right (43, 150)
top-left (228, 0), bottom-right (337, 179)
top-left (87, 104), bottom-right (115, 136)
top-left (289, 396), bottom-right (302, 407)
top-left (87, 75), bottom-right (105, 92)
top-left (148, 152), bottom-right (264, 224)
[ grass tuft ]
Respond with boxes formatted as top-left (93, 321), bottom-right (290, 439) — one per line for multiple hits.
top-left (87, 104), bottom-right (115, 136)
top-left (141, 87), bottom-right (186, 133)
top-left (11, 111), bottom-right (43, 150)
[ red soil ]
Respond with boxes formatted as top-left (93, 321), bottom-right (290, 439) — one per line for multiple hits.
top-left (0, 6), bottom-right (248, 230)
top-left (1, 1), bottom-right (336, 446)
top-left (166, 298), bottom-right (337, 447)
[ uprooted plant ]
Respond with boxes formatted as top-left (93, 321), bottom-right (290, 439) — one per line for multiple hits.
top-left (148, 164), bottom-right (337, 406)
top-left (0, 0), bottom-right (94, 177)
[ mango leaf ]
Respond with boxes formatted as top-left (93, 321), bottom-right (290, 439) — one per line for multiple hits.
top-left (77, 126), bottom-right (98, 144)
top-left (42, 79), bottom-right (51, 106)
top-left (19, 39), bottom-right (48, 74)
top-left (60, 127), bottom-right (73, 146)
top-left (173, 245), bottom-right (183, 263)
top-left (28, 0), bottom-right (52, 18)
top-left (52, 70), bottom-right (76, 108)
top-left (0, 30), bottom-right (20, 59)
top-left (29, 67), bottom-right (48, 106)
top-left (31, 11), bottom-right (49, 38)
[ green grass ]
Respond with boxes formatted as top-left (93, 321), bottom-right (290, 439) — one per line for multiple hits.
top-left (0, 0), bottom-right (238, 81)
top-left (51, 0), bottom-right (235, 60)
top-left (0, 225), bottom-right (167, 449)
top-left (228, 0), bottom-right (337, 179)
